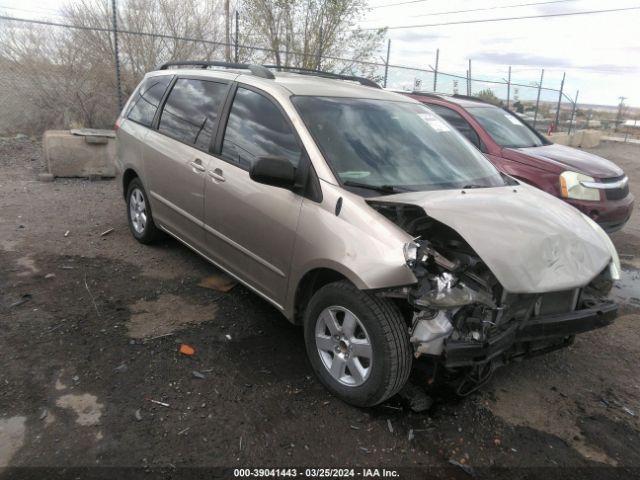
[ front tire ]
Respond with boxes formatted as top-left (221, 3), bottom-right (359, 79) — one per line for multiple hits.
top-left (126, 178), bottom-right (162, 244)
top-left (303, 281), bottom-right (412, 407)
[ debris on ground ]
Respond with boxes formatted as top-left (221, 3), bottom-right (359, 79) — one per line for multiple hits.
top-left (178, 427), bottom-right (190, 436)
top-left (408, 429), bottom-right (415, 441)
top-left (146, 398), bottom-right (170, 408)
top-left (197, 273), bottom-right (237, 293)
top-left (134, 409), bottom-right (143, 421)
top-left (64, 230), bottom-right (70, 237)
top-left (100, 228), bottom-right (114, 237)
top-left (192, 370), bottom-right (205, 379)
top-left (44, 273), bottom-right (56, 279)
top-left (9, 294), bottom-right (32, 308)
top-left (114, 363), bottom-right (128, 373)
top-left (448, 459), bottom-right (477, 477)
top-left (39, 408), bottom-right (48, 421)
top-left (179, 344), bottom-right (196, 356)
top-left (623, 406), bottom-right (636, 416)
top-left (387, 419), bottom-right (394, 434)
top-left (398, 383), bottom-right (433, 412)
top-left (225, 334), bottom-right (232, 341)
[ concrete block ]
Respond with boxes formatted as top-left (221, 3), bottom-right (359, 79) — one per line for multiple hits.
top-left (580, 130), bottom-right (601, 148)
top-left (548, 132), bottom-right (570, 145)
top-left (43, 130), bottom-right (116, 178)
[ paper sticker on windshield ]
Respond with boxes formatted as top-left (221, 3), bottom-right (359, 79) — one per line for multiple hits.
top-left (504, 114), bottom-right (523, 126)
top-left (418, 113), bottom-right (450, 132)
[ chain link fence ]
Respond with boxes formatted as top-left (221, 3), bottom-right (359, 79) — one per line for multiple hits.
top-left (0, 13), bottom-right (618, 139)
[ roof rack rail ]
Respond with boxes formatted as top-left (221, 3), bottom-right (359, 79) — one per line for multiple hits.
top-left (451, 93), bottom-right (491, 104)
top-left (263, 65), bottom-right (381, 89)
top-left (158, 61), bottom-right (275, 80)
top-left (410, 91), bottom-right (446, 99)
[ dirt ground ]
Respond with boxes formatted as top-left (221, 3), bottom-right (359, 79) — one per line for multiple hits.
top-left (1, 137), bottom-right (639, 478)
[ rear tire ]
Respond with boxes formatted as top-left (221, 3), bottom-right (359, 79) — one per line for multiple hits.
top-left (126, 178), bottom-right (162, 244)
top-left (303, 280), bottom-right (412, 407)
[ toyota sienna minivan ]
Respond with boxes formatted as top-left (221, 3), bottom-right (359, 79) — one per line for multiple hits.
top-left (115, 61), bottom-right (620, 407)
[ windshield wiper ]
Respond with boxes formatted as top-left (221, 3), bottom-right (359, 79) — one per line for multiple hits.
top-left (342, 180), bottom-right (403, 194)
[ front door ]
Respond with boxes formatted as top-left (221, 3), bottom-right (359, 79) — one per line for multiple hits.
top-left (203, 86), bottom-right (305, 306)
top-left (144, 77), bottom-right (230, 250)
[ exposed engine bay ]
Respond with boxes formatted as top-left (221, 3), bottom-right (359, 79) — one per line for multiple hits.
top-left (369, 201), bottom-right (618, 394)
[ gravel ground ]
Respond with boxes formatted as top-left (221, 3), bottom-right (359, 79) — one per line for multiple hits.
top-left (0, 137), bottom-right (639, 478)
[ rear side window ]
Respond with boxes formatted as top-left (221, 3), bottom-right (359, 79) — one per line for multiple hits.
top-left (127, 75), bottom-right (172, 127)
top-left (159, 79), bottom-right (229, 151)
top-left (221, 87), bottom-right (301, 170)
top-left (427, 104), bottom-right (481, 148)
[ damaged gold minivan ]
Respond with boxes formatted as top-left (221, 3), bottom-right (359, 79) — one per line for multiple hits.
top-left (115, 61), bottom-right (620, 407)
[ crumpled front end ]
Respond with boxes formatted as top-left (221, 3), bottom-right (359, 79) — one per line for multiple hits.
top-left (369, 198), bottom-right (619, 393)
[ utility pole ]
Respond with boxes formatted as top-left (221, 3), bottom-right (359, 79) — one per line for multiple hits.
top-left (111, 0), bottom-right (122, 111)
top-left (616, 96), bottom-right (627, 130)
top-left (383, 39), bottom-right (391, 88)
top-left (234, 10), bottom-right (239, 63)
top-left (506, 66), bottom-right (511, 109)
top-left (533, 68), bottom-right (544, 129)
top-left (224, 0), bottom-right (230, 62)
top-left (432, 48), bottom-right (439, 92)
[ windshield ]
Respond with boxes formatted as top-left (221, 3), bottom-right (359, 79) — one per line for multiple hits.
top-left (292, 96), bottom-right (507, 194)
top-left (469, 106), bottom-right (546, 148)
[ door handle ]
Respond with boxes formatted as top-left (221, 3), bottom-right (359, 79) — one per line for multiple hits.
top-left (207, 168), bottom-right (225, 182)
top-left (190, 160), bottom-right (206, 173)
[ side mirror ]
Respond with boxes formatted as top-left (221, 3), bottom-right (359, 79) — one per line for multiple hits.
top-left (249, 156), bottom-right (296, 190)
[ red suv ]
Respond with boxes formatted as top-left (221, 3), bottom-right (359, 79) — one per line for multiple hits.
top-left (406, 93), bottom-right (634, 232)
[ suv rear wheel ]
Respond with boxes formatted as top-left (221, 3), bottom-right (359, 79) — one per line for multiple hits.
top-left (126, 178), bottom-right (162, 244)
top-left (303, 281), bottom-right (412, 407)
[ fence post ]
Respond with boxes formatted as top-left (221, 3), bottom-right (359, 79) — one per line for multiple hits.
top-left (506, 66), bottom-right (511, 109)
top-left (533, 68), bottom-right (544, 129)
top-left (554, 72), bottom-right (565, 132)
top-left (568, 90), bottom-right (579, 135)
top-left (468, 59), bottom-right (472, 94)
top-left (316, 24), bottom-right (324, 70)
top-left (111, 0), bottom-right (123, 111)
top-left (234, 10), bottom-right (239, 63)
top-left (224, 0), bottom-right (231, 62)
top-left (383, 39), bottom-right (391, 88)
top-left (432, 48), bottom-right (439, 92)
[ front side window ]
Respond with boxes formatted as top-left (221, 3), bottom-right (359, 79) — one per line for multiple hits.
top-left (292, 96), bottom-right (506, 194)
top-left (427, 104), bottom-right (481, 148)
top-left (221, 87), bottom-right (301, 170)
top-left (159, 79), bottom-right (229, 150)
top-left (468, 106), bottom-right (546, 148)
top-left (127, 75), bottom-right (172, 127)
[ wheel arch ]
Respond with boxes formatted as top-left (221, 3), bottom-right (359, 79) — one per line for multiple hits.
top-left (290, 267), bottom-right (354, 325)
top-left (122, 168), bottom-right (140, 199)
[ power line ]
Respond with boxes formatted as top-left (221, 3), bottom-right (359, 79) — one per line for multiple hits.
top-left (408, 0), bottom-right (581, 19)
top-left (361, 5), bottom-right (640, 30)
top-left (369, 0), bottom-right (431, 9)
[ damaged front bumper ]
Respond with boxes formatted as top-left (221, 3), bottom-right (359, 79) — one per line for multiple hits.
top-left (443, 300), bottom-right (617, 368)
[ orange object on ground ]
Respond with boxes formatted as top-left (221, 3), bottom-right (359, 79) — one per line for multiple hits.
top-left (179, 343), bottom-right (195, 356)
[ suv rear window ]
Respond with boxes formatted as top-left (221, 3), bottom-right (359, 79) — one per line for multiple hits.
top-left (126, 75), bottom-right (172, 127)
top-left (158, 79), bottom-right (229, 151)
top-left (221, 87), bottom-right (301, 170)
top-left (427, 104), bottom-right (481, 149)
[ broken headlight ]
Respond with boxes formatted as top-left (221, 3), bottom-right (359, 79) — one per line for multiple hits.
top-left (403, 241), bottom-right (419, 265)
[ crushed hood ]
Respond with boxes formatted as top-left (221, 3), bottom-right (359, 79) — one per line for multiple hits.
top-left (373, 184), bottom-right (613, 294)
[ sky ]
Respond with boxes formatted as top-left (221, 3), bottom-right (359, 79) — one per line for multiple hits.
top-left (360, 0), bottom-right (640, 107)
top-left (1, 0), bottom-right (639, 106)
